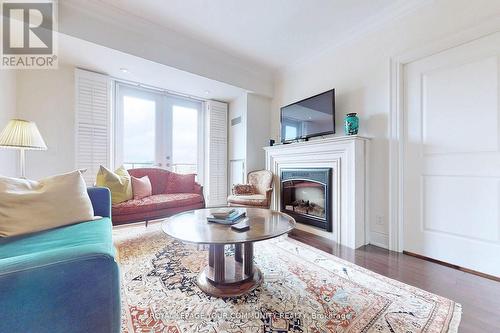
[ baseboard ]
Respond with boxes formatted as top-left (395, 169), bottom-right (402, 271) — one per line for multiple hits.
top-left (403, 251), bottom-right (500, 282)
top-left (369, 231), bottom-right (389, 249)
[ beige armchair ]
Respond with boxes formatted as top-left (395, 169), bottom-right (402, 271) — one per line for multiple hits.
top-left (227, 170), bottom-right (273, 208)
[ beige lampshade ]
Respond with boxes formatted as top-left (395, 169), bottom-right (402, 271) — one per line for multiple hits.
top-left (0, 119), bottom-right (47, 150)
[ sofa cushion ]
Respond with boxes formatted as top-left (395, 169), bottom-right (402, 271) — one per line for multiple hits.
top-left (131, 176), bottom-right (152, 199)
top-left (0, 217), bottom-right (114, 272)
top-left (167, 173), bottom-right (196, 193)
top-left (0, 171), bottom-right (95, 238)
top-left (227, 194), bottom-right (268, 206)
top-left (96, 165), bottom-right (133, 204)
top-left (0, 217), bottom-right (119, 333)
top-left (112, 193), bottom-right (203, 216)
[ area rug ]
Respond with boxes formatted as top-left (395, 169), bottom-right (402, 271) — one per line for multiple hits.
top-left (113, 223), bottom-right (461, 333)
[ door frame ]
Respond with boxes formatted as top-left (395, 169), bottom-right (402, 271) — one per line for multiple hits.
top-left (167, 95), bottom-right (204, 180)
top-left (113, 82), bottom-right (205, 178)
top-left (388, 18), bottom-right (500, 252)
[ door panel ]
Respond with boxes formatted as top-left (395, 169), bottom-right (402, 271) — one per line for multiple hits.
top-left (169, 97), bottom-right (201, 175)
top-left (115, 85), bottom-right (202, 175)
top-left (115, 85), bottom-right (164, 169)
top-left (404, 32), bottom-right (500, 277)
top-left (122, 95), bottom-right (157, 168)
top-left (422, 56), bottom-right (498, 154)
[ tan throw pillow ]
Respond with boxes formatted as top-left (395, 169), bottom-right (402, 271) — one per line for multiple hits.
top-left (233, 184), bottom-right (256, 195)
top-left (0, 171), bottom-right (94, 237)
top-left (95, 165), bottom-right (133, 204)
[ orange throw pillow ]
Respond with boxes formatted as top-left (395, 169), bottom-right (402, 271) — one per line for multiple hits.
top-left (131, 176), bottom-right (152, 199)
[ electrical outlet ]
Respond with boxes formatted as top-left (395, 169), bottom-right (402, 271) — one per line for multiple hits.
top-left (375, 215), bottom-right (384, 225)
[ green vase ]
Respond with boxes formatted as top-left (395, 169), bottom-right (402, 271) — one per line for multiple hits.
top-left (344, 113), bottom-right (359, 135)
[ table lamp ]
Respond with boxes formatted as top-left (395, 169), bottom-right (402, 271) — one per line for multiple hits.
top-left (0, 119), bottom-right (47, 178)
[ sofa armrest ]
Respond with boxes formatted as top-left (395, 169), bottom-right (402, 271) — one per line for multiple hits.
top-left (265, 188), bottom-right (273, 204)
top-left (194, 183), bottom-right (205, 207)
top-left (88, 187), bottom-right (111, 218)
top-left (194, 182), bottom-right (203, 195)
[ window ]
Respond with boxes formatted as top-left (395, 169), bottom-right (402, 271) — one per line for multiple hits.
top-left (172, 105), bottom-right (198, 174)
top-left (115, 84), bottom-right (203, 177)
top-left (122, 96), bottom-right (156, 169)
top-left (285, 125), bottom-right (298, 140)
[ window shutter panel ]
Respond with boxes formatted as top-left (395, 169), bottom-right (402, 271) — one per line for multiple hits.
top-left (205, 100), bottom-right (228, 206)
top-left (75, 69), bottom-right (111, 185)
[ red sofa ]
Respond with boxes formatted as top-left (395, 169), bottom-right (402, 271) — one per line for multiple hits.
top-left (111, 168), bottom-right (205, 226)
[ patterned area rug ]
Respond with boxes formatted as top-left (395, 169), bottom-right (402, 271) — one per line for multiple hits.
top-left (113, 224), bottom-right (461, 333)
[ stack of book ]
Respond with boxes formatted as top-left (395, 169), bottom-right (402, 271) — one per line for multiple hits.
top-left (207, 209), bottom-right (246, 224)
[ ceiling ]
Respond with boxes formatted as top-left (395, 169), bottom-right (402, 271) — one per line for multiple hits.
top-left (96, 0), bottom-right (414, 70)
top-left (58, 33), bottom-right (247, 102)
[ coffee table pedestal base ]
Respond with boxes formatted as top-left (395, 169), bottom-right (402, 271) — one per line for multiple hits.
top-left (196, 243), bottom-right (262, 297)
top-left (197, 266), bottom-right (263, 298)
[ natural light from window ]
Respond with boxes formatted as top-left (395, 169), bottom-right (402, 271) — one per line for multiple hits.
top-left (172, 106), bottom-right (198, 174)
top-left (123, 96), bottom-right (156, 169)
top-left (285, 125), bottom-right (297, 141)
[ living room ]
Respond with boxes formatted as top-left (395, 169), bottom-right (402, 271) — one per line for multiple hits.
top-left (0, 0), bottom-right (499, 332)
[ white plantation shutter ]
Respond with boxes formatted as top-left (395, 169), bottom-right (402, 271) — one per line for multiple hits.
top-left (205, 100), bottom-right (228, 206)
top-left (75, 69), bottom-right (111, 185)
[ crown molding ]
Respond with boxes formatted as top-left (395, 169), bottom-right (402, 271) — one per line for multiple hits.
top-left (279, 0), bottom-right (434, 74)
top-left (58, 0), bottom-right (275, 97)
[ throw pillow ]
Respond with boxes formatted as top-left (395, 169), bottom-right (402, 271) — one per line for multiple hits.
top-left (95, 165), bottom-right (133, 204)
top-left (167, 173), bottom-right (196, 193)
top-left (0, 171), bottom-right (94, 237)
top-left (131, 176), bottom-right (152, 199)
top-left (233, 184), bottom-right (256, 195)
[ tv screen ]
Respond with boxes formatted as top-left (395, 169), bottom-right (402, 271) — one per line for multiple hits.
top-left (280, 89), bottom-right (335, 142)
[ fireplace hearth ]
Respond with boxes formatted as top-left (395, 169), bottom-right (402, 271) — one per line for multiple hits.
top-left (281, 168), bottom-right (332, 231)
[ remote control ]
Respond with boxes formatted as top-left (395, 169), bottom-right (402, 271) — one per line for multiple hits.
top-left (231, 218), bottom-right (250, 232)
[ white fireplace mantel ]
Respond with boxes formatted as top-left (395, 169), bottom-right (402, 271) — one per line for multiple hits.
top-left (264, 135), bottom-right (369, 249)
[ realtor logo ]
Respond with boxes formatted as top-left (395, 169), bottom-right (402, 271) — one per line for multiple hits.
top-left (1, 0), bottom-right (57, 69)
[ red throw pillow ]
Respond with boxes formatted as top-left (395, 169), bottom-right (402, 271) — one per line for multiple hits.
top-left (168, 173), bottom-right (196, 193)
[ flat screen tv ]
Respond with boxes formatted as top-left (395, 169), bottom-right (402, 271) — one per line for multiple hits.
top-left (280, 89), bottom-right (335, 143)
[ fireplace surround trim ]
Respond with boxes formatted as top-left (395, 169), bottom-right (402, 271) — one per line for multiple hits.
top-left (264, 135), bottom-right (369, 249)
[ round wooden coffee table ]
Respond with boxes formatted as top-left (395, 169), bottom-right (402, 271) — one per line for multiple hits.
top-left (162, 208), bottom-right (295, 298)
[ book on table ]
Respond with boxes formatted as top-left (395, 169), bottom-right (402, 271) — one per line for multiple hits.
top-left (210, 209), bottom-right (237, 219)
top-left (207, 209), bottom-right (246, 224)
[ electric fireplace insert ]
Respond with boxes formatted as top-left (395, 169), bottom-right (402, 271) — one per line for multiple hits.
top-left (280, 168), bottom-right (332, 231)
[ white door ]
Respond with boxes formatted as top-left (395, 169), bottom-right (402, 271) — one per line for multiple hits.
top-left (404, 32), bottom-right (500, 277)
top-left (168, 96), bottom-right (203, 176)
top-left (115, 84), bottom-right (164, 169)
top-left (115, 84), bottom-right (202, 176)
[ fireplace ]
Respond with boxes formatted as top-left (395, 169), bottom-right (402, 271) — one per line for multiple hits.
top-left (280, 168), bottom-right (332, 231)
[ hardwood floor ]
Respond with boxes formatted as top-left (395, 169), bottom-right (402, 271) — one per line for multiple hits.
top-left (289, 229), bottom-right (500, 333)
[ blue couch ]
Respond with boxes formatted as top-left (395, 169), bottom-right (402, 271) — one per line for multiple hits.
top-left (0, 187), bottom-right (120, 333)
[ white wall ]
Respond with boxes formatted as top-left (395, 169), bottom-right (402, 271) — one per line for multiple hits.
top-left (272, 0), bottom-right (500, 248)
top-left (228, 94), bottom-right (247, 161)
top-left (246, 93), bottom-right (271, 173)
top-left (228, 92), bottom-right (272, 178)
top-left (16, 65), bottom-right (75, 179)
top-left (0, 71), bottom-right (17, 177)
